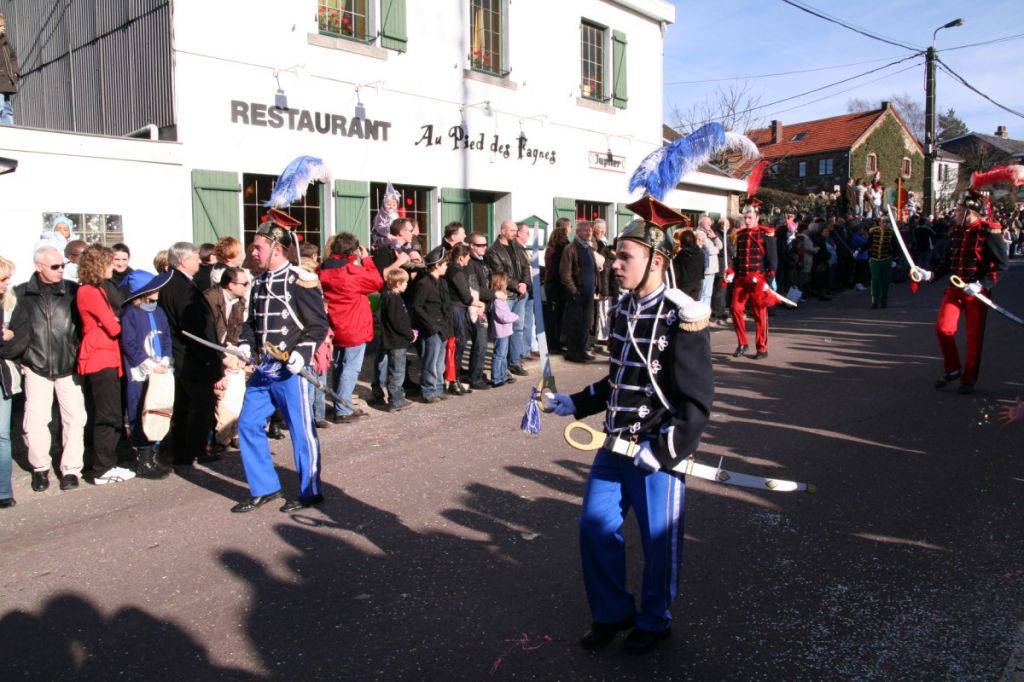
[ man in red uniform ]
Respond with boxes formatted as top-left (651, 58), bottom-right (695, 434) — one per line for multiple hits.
top-left (915, 190), bottom-right (1008, 394)
top-left (727, 200), bottom-right (778, 359)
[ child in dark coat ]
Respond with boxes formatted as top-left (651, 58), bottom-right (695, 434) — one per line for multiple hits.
top-left (377, 268), bottom-right (417, 411)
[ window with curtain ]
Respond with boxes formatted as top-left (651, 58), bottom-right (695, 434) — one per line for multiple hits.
top-left (580, 21), bottom-right (606, 100)
top-left (470, 0), bottom-right (504, 76)
top-left (243, 173), bottom-right (322, 249)
top-left (318, 0), bottom-right (371, 42)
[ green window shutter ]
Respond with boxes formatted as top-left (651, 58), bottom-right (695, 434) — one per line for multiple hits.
top-left (191, 169), bottom-right (240, 245)
top-left (612, 30), bottom-right (627, 109)
top-left (334, 180), bottom-right (370, 246)
top-left (441, 188), bottom-right (472, 233)
top-left (380, 0), bottom-right (407, 52)
top-left (553, 196), bottom-right (576, 226)
top-left (615, 203), bottom-right (634, 237)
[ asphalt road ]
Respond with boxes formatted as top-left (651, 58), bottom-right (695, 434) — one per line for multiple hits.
top-left (1, 263), bottom-right (1023, 681)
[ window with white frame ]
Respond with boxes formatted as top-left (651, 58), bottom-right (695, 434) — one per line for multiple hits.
top-left (818, 158), bottom-right (834, 175)
top-left (42, 212), bottom-right (124, 246)
top-left (901, 157), bottom-right (912, 178)
top-left (470, 0), bottom-right (507, 77)
top-left (866, 153), bottom-right (878, 174)
top-left (575, 200), bottom-right (609, 223)
top-left (580, 21), bottom-right (606, 100)
top-left (318, 0), bottom-right (372, 42)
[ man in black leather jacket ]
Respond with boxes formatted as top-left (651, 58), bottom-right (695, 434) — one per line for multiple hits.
top-left (5, 245), bottom-right (86, 491)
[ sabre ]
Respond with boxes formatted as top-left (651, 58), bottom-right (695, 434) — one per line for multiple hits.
top-left (886, 206), bottom-right (922, 282)
top-left (262, 343), bottom-right (358, 408)
top-left (564, 421), bottom-right (815, 493)
top-left (950, 275), bottom-right (1024, 326)
top-left (765, 284), bottom-right (799, 308)
top-left (531, 237), bottom-right (557, 408)
top-left (182, 330), bottom-right (252, 363)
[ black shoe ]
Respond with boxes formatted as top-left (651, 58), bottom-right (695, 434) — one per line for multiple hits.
top-left (208, 442), bottom-right (228, 455)
top-left (934, 370), bottom-right (962, 389)
top-left (31, 471), bottom-right (49, 492)
top-left (197, 452), bottom-right (222, 465)
top-left (469, 381), bottom-right (491, 391)
top-left (957, 384), bottom-right (975, 395)
top-left (564, 354), bottom-right (588, 364)
top-left (423, 395), bottom-right (443, 404)
top-left (230, 491), bottom-right (283, 513)
top-left (446, 382), bottom-right (466, 396)
top-left (267, 423), bottom-right (285, 440)
top-left (509, 365), bottom-right (528, 377)
top-left (871, 302), bottom-right (879, 310)
top-left (753, 351), bottom-right (768, 360)
top-left (582, 352), bottom-right (596, 361)
top-left (491, 380), bottom-right (506, 388)
top-left (880, 302), bottom-right (888, 308)
top-left (0, 498), bottom-right (15, 509)
top-left (280, 494), bottom-right (324, 513)
top-left (59, 474), bottom-right (79, 491)
top-left (733, 345), bottom-right (749, 358)
top-left (315, 419), bottom-right (331, 429)
top-left (388, 399), bottom-right (414, 412)
top-left (622, 627), bottom-right (671, 655)
top-left (580, 616), bottom-right (635, 650)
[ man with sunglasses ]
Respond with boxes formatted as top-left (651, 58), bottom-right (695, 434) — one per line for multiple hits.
top-left (5, 246), bottom-right (86, 492)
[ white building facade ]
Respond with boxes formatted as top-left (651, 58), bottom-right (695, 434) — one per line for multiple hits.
top-left (0, 1), bottom-right (740, 280)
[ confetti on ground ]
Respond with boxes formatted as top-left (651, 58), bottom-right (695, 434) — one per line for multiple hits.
top-left (490, 633), bottom-right (552, 674)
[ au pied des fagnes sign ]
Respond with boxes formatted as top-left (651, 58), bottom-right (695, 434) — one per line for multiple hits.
top-left (414, 123), bottom-right (558, 166)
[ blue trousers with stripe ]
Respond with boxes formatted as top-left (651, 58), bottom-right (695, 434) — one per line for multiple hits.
top-left (238, 372), bottom-right (321, 498)
top-left (579, 448), bottom-right (686, 632)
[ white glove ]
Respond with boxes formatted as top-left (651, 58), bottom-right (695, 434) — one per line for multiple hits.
top-left (286, 351), bottom-right (304, 374)
top-left (632, 442), bottom-right (661, 473)
top-left (236, 344), bottom-right (252, 363)
top-left (547, 392), bottom-right (576, 417)
top-left (964, 282), bottom-right (983, 297)
top-left (912, 267), bottom-right (932, 282)
top-left (724, 271), bottom-right (735, 284)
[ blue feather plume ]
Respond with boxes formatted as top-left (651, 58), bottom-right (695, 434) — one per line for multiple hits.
top-left (628, 122), bottom-right (727, 200)
top-left (521, 387), bottom-right (542, 435)
top-left (266, 155), bottom-right (332, 208)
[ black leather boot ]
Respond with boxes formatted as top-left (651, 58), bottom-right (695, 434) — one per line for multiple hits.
top-left (136, 447), bottom-right (171, 480)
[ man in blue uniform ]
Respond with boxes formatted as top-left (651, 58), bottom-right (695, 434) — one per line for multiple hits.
top-left (548, 196), bottom-right (714, 655)
top-left (231, 209), bottom-right (330, 513)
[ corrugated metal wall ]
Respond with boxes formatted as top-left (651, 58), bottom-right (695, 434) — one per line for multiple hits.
top-left (7, 0), bottom-right (174, 137)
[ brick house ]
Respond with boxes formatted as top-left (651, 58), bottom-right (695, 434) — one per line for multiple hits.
top-left (744, 102), bottom-right (924, 198)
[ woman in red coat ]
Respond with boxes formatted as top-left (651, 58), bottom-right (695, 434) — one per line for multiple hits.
top-left (77, 245), bottom-right (134, 485)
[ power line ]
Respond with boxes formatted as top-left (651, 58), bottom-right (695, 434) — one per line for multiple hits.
top-left (664, 55), bottom-right (913, 86)
top-left (939, 32), bottom-right (1024, 52)
top-left (779, 0), bottom-right (921, 51)
top-left (761, 62), bottom-right (923, 120)
top-left (729, 53), bottom-right (923, 119)
top-left (935, 58), bottom-right (1024, 120)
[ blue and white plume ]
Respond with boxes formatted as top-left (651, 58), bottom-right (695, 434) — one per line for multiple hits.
top-left (265, 155), bottom-right (332, 208)
top-left (628, 122), bottom-right (760, 201)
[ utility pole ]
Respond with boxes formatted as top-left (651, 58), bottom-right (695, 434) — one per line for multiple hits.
top-left (924, 46), bottom-right (937, 217)
top-left (925, 18), bottom-right (964, 217)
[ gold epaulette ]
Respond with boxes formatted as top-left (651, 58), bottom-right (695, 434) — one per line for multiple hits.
top-left (679, 315), bottom-right (711, 332)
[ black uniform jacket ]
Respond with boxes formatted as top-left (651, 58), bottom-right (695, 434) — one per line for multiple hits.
top-left (570, 286), bottom-right (714, 471)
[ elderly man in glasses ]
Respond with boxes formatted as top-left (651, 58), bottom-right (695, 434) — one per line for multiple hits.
top-left (4, 245), bottom-right (86, 492)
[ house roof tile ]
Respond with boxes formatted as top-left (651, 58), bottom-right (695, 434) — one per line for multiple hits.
top-left (746, 110), bottom-right (885, 159)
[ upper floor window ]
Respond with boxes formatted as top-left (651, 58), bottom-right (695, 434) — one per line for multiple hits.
top-left (791, 132), bottom-right (807, 142)
top-left (319, 1), bottom-right (372, 42)
top-left (581, 22), bottom-right (606, 101)
top-left (866, 153), bottom-right (878, 174)
top-left (901, 157), bottom-right (912, 178)
top-left (818, 158), bottom-right (834, 175)
top-left (470, 0), bottom-right (507, 77)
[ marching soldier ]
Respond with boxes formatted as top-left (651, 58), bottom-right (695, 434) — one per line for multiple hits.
top-left (915, 189), bottom-right (1009, 394)
top-left (727, 199), bottom-right (778, 359)
top-left (231, 209), bottom-right (330, 513)
top-left (547, 196), bottom-right (714, 655)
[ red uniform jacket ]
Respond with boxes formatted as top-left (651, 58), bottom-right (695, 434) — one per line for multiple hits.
top-left (319, 254), bottom-right (384, 348)
top-left (733, 225), bottom-right (778, 279)
top-left (945, 218), bottom-right (1008, 290)
top-left (76, 284), bottom-right (123, 376)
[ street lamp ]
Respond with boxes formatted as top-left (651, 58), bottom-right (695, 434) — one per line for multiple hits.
top-left (924, 18), bottom-right (964, 216)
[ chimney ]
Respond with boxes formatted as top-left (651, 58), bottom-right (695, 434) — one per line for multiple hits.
top-left (880, 101), bottom-right (891, 111)
top-left (995, 125), bottom-right (1008, 139)
top-left (771, 120), bottom-right (783, 144)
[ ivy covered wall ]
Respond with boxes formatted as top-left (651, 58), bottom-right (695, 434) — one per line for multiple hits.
top-left (851, 114), bottom-right (924, 194)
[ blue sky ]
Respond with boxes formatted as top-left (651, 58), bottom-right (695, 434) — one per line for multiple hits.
top-left (662, 0), bottom-right (1024, 138)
